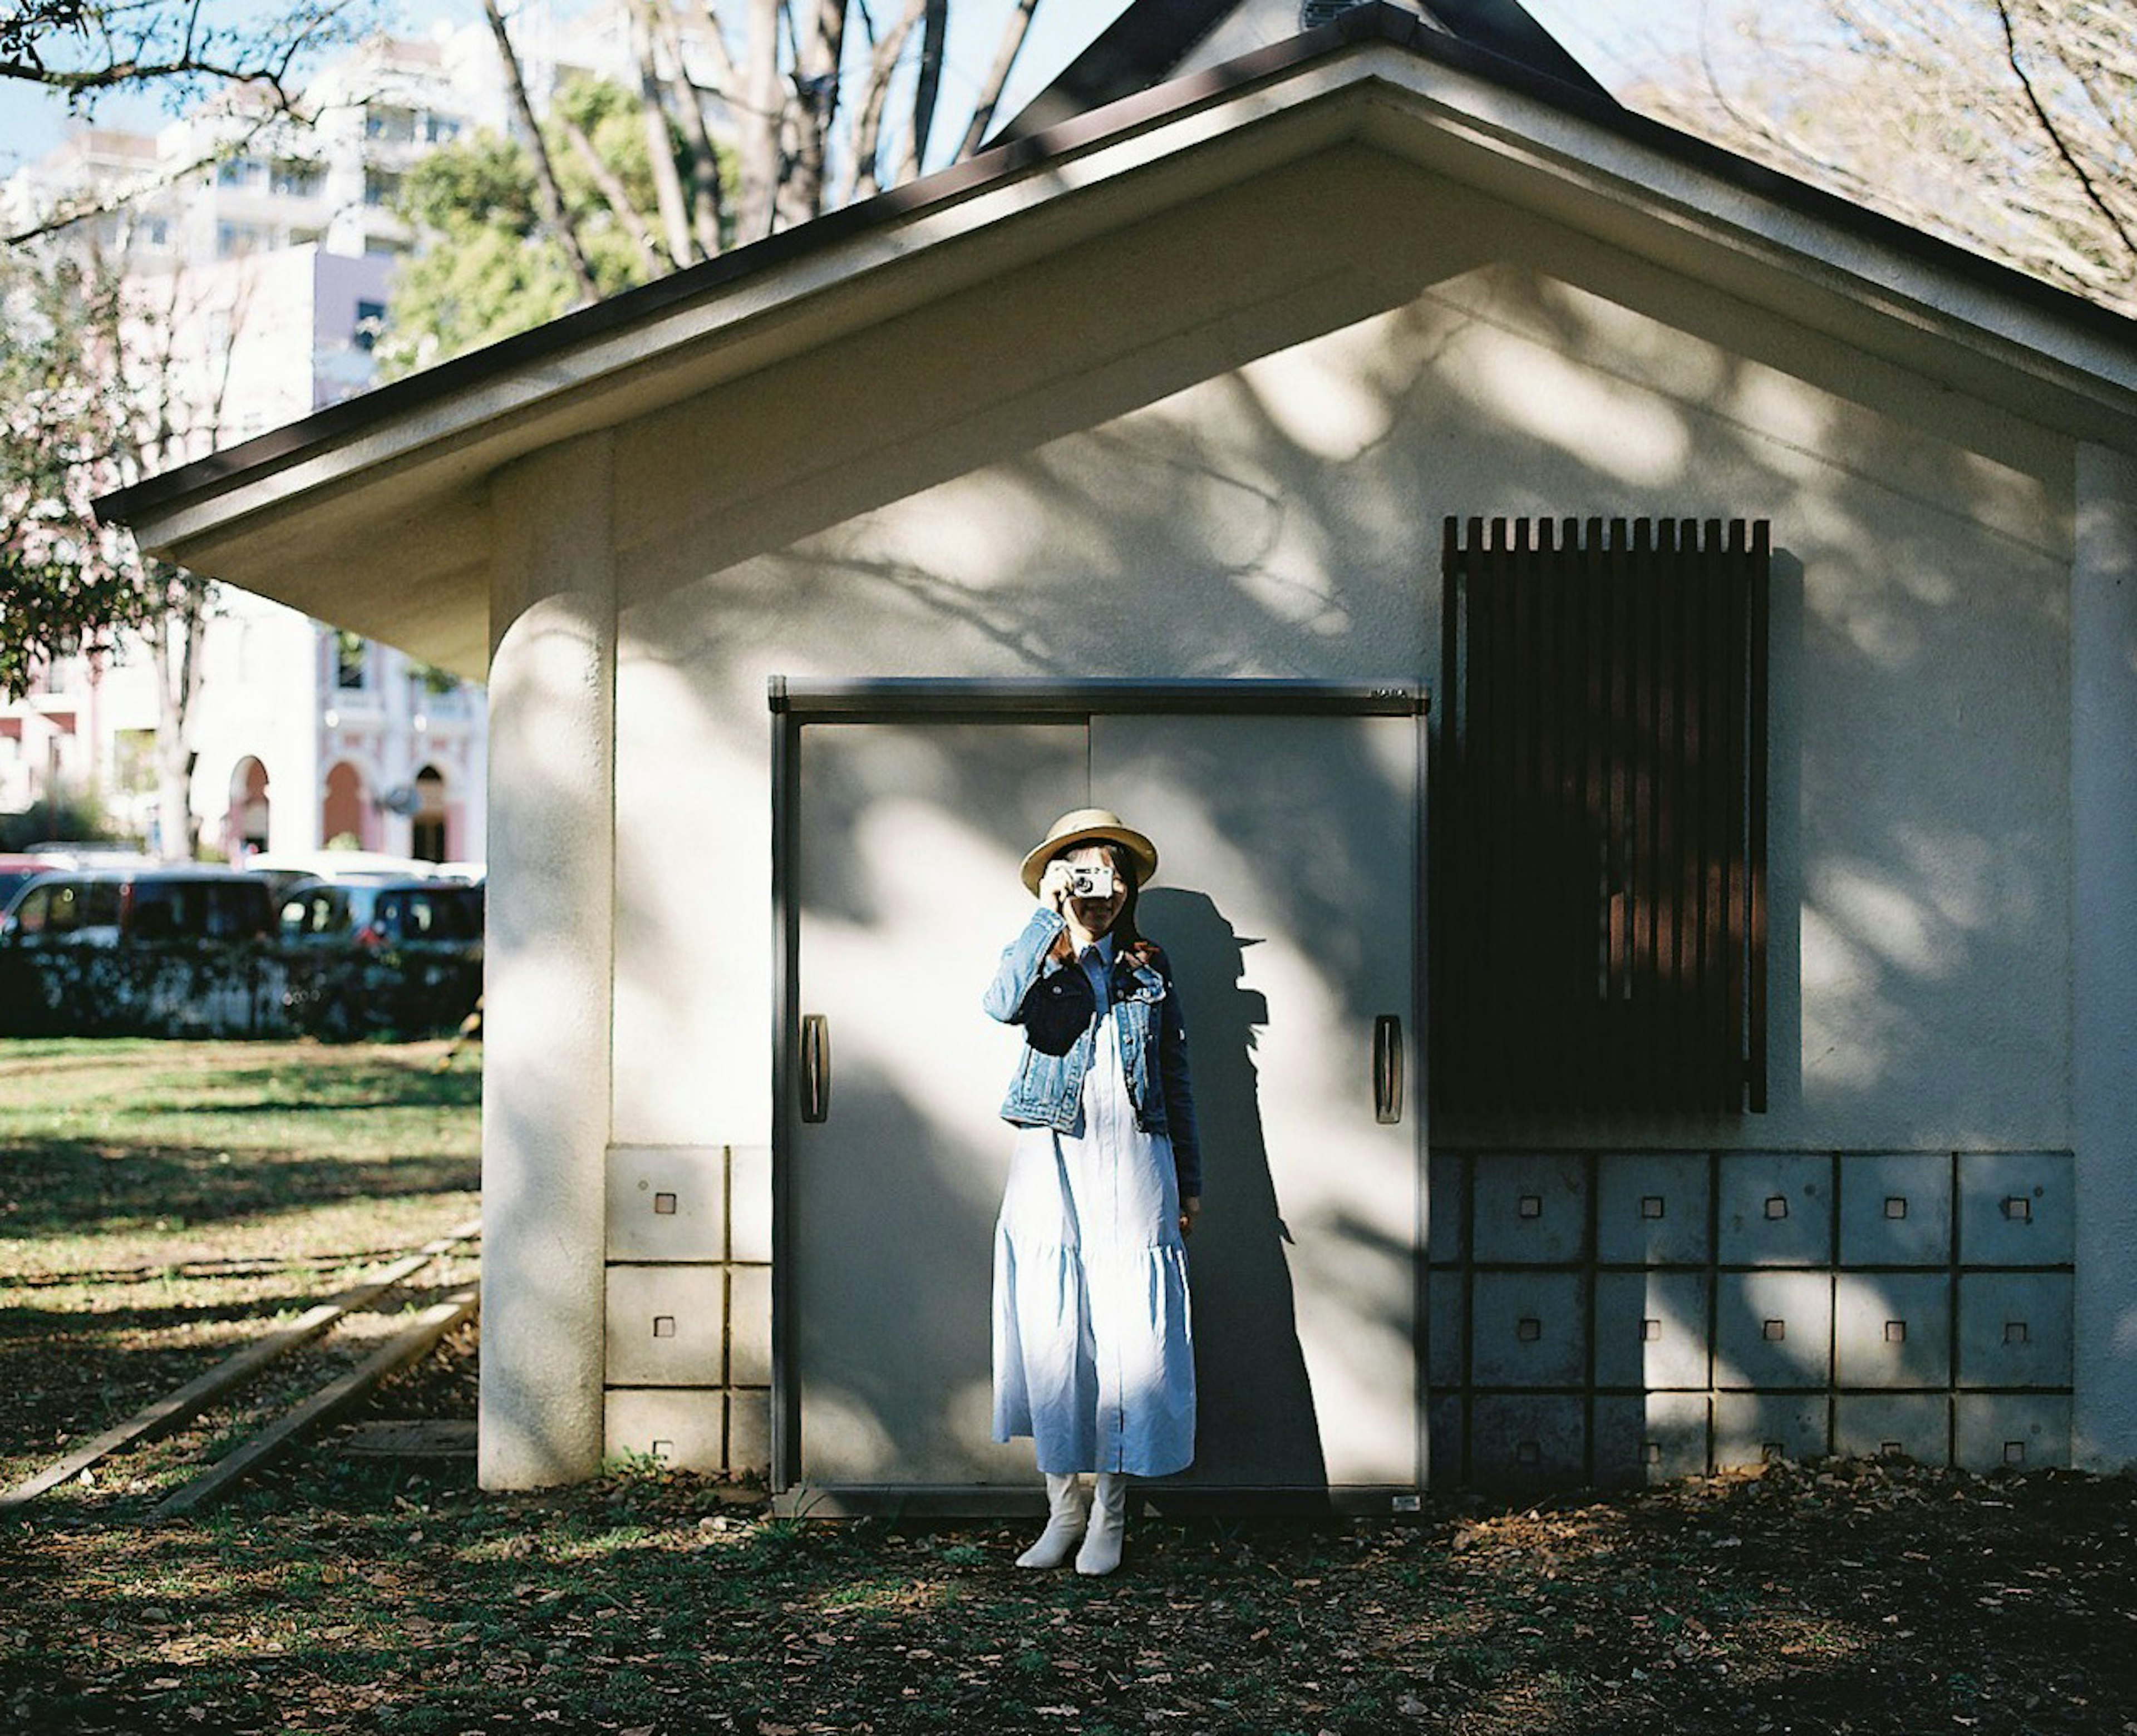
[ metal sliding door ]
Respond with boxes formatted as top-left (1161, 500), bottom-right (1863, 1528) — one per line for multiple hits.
top-left (776, 684), bottom-right (1422, 1507)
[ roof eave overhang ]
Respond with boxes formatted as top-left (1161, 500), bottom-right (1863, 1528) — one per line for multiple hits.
top-left (102, 27), bottom-right (2137, 678)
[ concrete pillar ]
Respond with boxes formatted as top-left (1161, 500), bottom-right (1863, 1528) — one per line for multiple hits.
top-left (2072, 441), bottom-right (2137, 1473)
top-left (479, 431), bottom-right (617, 1488)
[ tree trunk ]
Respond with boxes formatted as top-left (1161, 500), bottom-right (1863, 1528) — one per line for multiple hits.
top-left (629, 0), bottom-right (697, 264)
top-left (646, 0), bottom-right (727, 256)
top-left (899, 0), bottom-right (948, 184)
top-left (732, 0), bottom-right (784, 243)
top-left (779, 0), bottom-right (849, 230)
top-left (149, 576), bottom-right (208, 862)
top-left (957, 0), bottom-right (1040, 161)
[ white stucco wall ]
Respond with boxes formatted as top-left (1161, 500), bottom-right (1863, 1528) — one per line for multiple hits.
top-left (600, 147), bottom-right (2076, 1163)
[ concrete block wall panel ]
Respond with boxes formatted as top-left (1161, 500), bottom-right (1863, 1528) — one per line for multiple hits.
top-left (728, 1144), bottom-right (774, 1265)
top-left (1593, 1393), bottom-right (1711, 1486)
top-left (1427, 1151), bottom-right (1468, 1265)
top-left (1715, 1270), bottom-right (1834, 1390)
top-left (728, 1390), bottom-right (774, 1472)
top-left (1426, 1268), bottom-right (1465, 1389)
top-left (1469, 1394), bottom-right (1585, 1495)
top-left (1957, 1273), bottom-right (2075, 1388)
top-left (728, 1265), bottom-right (774, 1387)
top-left (605, 1145), bottom-right (727, 1261)
top-left (1834, 1393), bottom-right (1948, 1462)
top-left (1593, 1271), bottom-right (1710, 1390)
top-left (605, 1265), bottom-right (727, 1387)
top-left (1957, 1394), bottom-right (2072, 1472)
top-left (1717, 1155), bottom-right (1834, 1266)
top-left (603, 1389), bottom-right (725, 1473)
top-left (1427, 1394), bottom-right (1463, 1488)
top-left (1471, 1153), bottom-right (1588, 1264)
top-left (1431, 1147), bottom-right (2074, 1488)
top-left (1838, 1154), bottom-right (1952, 1267)
top-left (1714, 1392), bottom-right (1830, 1468)
top-left (602, 1141), bottom-right (775, 1474)
top-left (1958, 1152), bottom-right (2074, 1265)
top-left (1470, 1270), bottom-right (1587, 1388)
top-left (1832, 1272), bottom-right (1951, 1389)
top-left (1596, 1154), bottom-right (1711, 1266)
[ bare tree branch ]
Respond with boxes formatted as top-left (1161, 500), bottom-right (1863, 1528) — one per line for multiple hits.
top-left (899, 0), bottom-right (946, 183)
top-left (1992, 0), bottom-right (2137, 264)
top-left (955, 0), bottom-right (1038, 161)
top-left (481, 0), bottom-right (600, 300)
top-left (560, 113), bottom-right (666, 274)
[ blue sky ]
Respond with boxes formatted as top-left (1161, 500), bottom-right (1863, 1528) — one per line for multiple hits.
top-left (0, 0), bottom-right (1688, 180)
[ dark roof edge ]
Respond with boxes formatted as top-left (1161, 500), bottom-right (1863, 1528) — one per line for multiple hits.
top-left (991, 0), bottom-right (1608, 146)
top-left (100, 2), bottom-right (2137, 528)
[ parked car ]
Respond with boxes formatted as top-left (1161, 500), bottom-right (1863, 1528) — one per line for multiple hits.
top-left (0, 867), bottom-right (275, 946)
top-left (0, 855), bottom-right (50, 908)
top-left (0, 867), bottom-right (280, 1039)
top-left (277, 877), bottom-right (484, 951)
top-left (277, 876), bottom-right (483, 1038)
top-left (243, 851), bottom-right (447, 900)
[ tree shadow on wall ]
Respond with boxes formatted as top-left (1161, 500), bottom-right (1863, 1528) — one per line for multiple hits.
top-left (1141, 886), bottom-right (1327, 1493)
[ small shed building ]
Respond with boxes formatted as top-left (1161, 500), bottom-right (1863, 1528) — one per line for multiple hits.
top-left (104, 0), bottom-right (2137, 1506)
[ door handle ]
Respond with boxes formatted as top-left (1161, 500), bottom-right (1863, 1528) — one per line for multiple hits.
top-left (801, 1013), bottom-right (830, 1123)
top-left (1373, 1014), bottom-right (1404, 1125)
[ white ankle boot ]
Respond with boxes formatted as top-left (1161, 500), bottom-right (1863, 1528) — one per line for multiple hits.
top-left (1016, 1473), bottom-right (1090, 1569)
top-left (1075, 1472), bottom-right (1129, 1576)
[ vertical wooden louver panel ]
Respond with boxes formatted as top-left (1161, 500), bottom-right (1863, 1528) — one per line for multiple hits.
top-left (1434, 516), bottom-right (1769, 1114)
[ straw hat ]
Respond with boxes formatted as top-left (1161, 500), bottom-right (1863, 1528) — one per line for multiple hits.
top-left (1019, 807), bottom-right (1159, 895)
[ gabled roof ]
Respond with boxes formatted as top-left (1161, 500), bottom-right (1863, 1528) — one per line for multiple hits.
top-left (991, 0), bottom-right (1610, 142)
top-left (97, 3), bottom-right (2137, 678)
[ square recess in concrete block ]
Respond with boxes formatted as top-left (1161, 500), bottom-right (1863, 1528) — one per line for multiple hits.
top-left (606, 1265), bottom-right (727, 1386)
top-left (1426, 1269), bottom-right (1466, 1389)
top-left (1596, 1153), bottom-right (1711, 1266)
top-left (1955, 1394), bottom-right (2070, 1472)
top-left (1594, 1393), bottom-right (1710, 1486)
top-left (1471, 1270), bottom-right (1587, 1388)
top-left (1469, 1395), bottom-right (1585, 1492)
top-left (605, 1388), bottom-right (724, 1474)
top-left (1957, 1273), bottom-right (2073, 1388)
top-left (1835, 1393), bottom-right (1949, 1464)
top-left (607, 1145), bottom-right (726, 1261)
top-left (1958, 1152), bottom-right (2074, 1266)
top-left (1718, 1153), bottom-right (1833, 1265)
top-left (1427, 1151), bottom-right (1469, 1265)
top-left (1714, 1270), bottom-right (1832, 1389)
top-left (1834, 1272), bottom-right (1952, 1389)
top-left (1838, 1154), bottom-right (1952, 1267)
top-left (1471, 1154), bottom-right (1587, 1264)
top-left (1713, 1392), bottom-right (1830, 1470)
top-left (1594, 1270), bottom-right (1710, 1390)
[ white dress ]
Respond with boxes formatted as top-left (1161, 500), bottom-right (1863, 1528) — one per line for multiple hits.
top-left (991, 970), bottom-right (1197, 1478)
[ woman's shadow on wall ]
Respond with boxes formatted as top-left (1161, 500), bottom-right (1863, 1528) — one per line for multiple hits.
top-left (1142, 886), bottom-right (1327, 1493)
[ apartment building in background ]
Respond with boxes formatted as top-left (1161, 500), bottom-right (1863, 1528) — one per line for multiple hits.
top-left (0, 9), bottom-right (637, 861)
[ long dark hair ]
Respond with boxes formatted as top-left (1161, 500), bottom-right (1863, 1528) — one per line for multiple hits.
top-left (1045, 840), bottom-right (1154, 965)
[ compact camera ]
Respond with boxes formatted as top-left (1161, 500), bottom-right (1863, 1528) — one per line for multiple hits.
top-left (1065, 862), bottom-right (1116, 900)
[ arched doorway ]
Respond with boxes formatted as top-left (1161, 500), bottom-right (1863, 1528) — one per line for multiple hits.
top-left (412, 764), bottom-right (447, 863)
top-left (226, 756), bottom-right (269, 860)
top-left (322, 761), bottom-right (370, 850)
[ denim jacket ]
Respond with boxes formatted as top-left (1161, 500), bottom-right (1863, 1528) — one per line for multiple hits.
top-left (983, 906), bottom-right (1203, 1199)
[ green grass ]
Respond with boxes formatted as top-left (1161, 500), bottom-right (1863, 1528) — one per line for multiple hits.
top-left (6, 1043), bottom-right (2137, 1734)
top-left (0, 1037), bottom-right (480, 1498)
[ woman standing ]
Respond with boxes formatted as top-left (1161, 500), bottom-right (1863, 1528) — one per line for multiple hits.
top-left (983, 808), bottom-right (1201, 1576)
